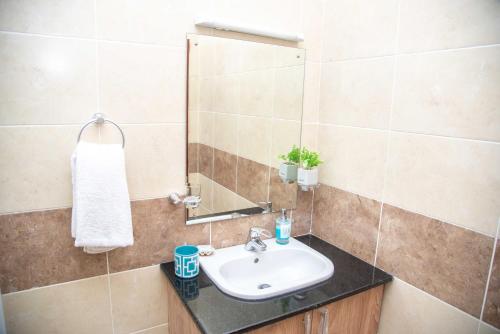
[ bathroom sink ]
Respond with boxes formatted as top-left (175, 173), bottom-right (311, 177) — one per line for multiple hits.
top-left (199, 237), bottom-right (334, 300)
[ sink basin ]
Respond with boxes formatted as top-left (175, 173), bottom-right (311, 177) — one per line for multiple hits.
top-left (199, 237), bottom-right (334, 300)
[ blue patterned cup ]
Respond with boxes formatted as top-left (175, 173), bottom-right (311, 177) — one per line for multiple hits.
top-left (174, 245), bottom-right (199, 278)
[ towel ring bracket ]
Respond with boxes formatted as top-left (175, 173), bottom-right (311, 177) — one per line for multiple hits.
top-left (77, 113), bottom-right (125, 148)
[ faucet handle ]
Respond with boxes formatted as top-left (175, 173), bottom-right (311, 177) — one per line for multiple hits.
top-left (250, 227), bottom-right (272, 239)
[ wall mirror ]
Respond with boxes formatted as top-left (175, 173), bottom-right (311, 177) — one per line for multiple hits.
top-left (186, 34), bottom-right (305, 225)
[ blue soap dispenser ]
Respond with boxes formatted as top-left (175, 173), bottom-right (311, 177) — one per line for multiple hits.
top-left (276, 208), bottom-right (291, 245)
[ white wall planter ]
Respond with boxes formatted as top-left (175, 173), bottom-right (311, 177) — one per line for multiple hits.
top-left (297, 168), bottom-right (318, 187)
top-left (279, 163), bottom-right (298, 183)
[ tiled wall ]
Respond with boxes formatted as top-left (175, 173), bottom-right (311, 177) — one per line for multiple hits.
top-left (0, 0), bottom-right (322, 333)
top-left (308, 1), bottom-right (500, 333)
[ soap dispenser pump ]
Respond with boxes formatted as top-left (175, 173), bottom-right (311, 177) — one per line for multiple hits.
top-left (276, 208), bottom-right (292, 245)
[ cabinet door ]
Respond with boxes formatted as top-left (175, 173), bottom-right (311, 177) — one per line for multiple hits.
top-left (311, 285), bottom-right (384, 334)
top-left (248, 311), bottom-right (313, 334)
top-left (167, 281), bottom-right (201, 334)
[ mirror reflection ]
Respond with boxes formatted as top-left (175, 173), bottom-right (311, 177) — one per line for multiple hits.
top-left (186, 34), bottom-right (305, 225)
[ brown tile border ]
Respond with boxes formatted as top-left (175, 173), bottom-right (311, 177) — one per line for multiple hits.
top-left (213, 148), bottom-right (237, 192)
top-left (483, 240), bottom-right (500, 328)
top-left (187, 142), bottom-right (198, 174)
top-left (291, 188), bottom-right (314, 237)
top-left (311, 184), bottom-right (381, 264)
top-left (376, 204), bottom-right (494, 318)
top-left (108, 198), bottom-right (210, 273)
top-left (198, 143), bottom-right (213, 179)
top-left (211, 213), bottom-right (278, 249)
top-left (236, 156), bottom-right (270, 204)
top-left (269, 167), bottom-right (298, 210)
top-left (0, 209), bottom-right (107, 294)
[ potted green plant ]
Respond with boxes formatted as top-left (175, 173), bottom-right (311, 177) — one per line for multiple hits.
top-left (298, 148), bottom-right (322, 187)
top-left (278, 145), bottom-right (300, 183)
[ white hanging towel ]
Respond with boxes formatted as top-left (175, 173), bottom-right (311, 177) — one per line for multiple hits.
top-left (71, 141), bottom-right (133, 253)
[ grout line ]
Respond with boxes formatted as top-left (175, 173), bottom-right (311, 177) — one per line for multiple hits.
top-left (0, 30), bottom-right (186, 49)
top-left (478, 219), bottom-right (500, 327)
top-left (373, 0), bottom-right (401, 268)
top-left (310, 123), bottom-right (500, 145)
top-left (308, 188), bottom-right (315, 234)
top-left (2, 273), bottom-right (108, 296)
top-left (129, 323), bottom-right (168, 334)
top-left (320, 42), bottom-right (500, 64)
top-left (0, 122), bottom-right (186, 127)
top-left (105, 252), bottom-right (116, 334)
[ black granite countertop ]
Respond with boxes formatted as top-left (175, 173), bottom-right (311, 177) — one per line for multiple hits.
top-left (160, 234), bottom-right (392, 334)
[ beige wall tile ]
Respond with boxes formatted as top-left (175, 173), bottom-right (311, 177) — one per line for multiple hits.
top-left (0, 0), bottom-right (95, 37)
top-left (237, 115), bottom-right (272, 165)
top-left (4, 276), bottom-right (113, 334)
top-left (198, 173), bottom-right (214, 210)
top-left (213, 0), bottom-right (301, 36)
top-left (240, 41), bottom-right (276, 72)
top-left (302, 62), bottom-right (321, 123)
top-left (0, 126), bottom-right (76, 213)
top-left (378, 278), bottom-right (479, 334)
top-left (234, 193), bottom-right (256, 211)
top-left (188, 75), bottom-right (199, 112)
top-left (273, 66), bottom-right (304, 121)
top-left (239, 70), bottom-right (274, 118)
top-left (137, 324), bottom-right (169, 334)
top-left (301, 123), bottom-right (319, 151)
top-left (96, 0), bottom-right (210, 46)
top-left (213, 182), bottom-right (237, 212)
top-left (110, 265), bottom-right (168, 334)
top-left (199, 76), bottom-right (214, 112)
top-left (198, 112), bottom-right (214, 146)
top-left (319, 57), bottom-right (394, 129)
top-left (322, 0), bottom-right (399, 61)
top-left (213, 75), bottom-right (240, 114)
top-left (98, 42), bottom-right (186, 124)
top-left (270, 119), bottom-right (301, 168)
top-left (398, 0), bottom-right (500, 53)
top-left (0, 33), bottom-right (97, 125)
top-left (213, 113), bottom-right (238, 154)
top-left (0, 123), bottom-right (178, 214)
top-left (214, 37), bottom-right (241, 75)
top-left (120, 124), bottom-right (186, 201)
top-left (188, 110), bottom-right (199, 143)
top-left (318, 125), bottom-right (388, 201)
top-left (392, 47), bottom-right (500, 142)
top-left (301, 0), bottom-right (324, 62)
top-left (384, 132), bottom-right (500, 236)
top-left (479, 323), bottom-right (500, 334)
top-left (274, 46), bottom-right (305, 68)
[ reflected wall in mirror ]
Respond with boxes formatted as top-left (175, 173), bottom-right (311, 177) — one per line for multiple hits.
top-left (186, 34), bottom-right (305, 225)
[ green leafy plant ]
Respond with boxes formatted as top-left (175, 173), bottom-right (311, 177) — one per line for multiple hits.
top-left (278, 145), bottom-right (301, 165)
top-left (300, 147), bottom-right (323, 169)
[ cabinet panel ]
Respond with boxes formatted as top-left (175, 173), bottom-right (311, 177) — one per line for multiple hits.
top-left (167, 281), bottom-right (202, 334)
top-left (247, 311), bottom-right (312, 334)
top-left (311, 285), bottom-right (384, 334)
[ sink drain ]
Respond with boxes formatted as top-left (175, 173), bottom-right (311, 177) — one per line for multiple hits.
top-left (257, 283), bottom-right (271, 289)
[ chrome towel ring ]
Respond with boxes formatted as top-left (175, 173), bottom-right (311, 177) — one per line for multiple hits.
top-left (77, 113), bottom-right (125, 148)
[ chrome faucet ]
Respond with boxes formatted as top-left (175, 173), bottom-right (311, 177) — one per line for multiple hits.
top-left (244, 227), bottom-right (272, 252)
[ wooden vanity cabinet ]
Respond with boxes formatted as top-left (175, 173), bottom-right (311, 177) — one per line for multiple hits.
top-left (167, 283), bottom-right (384, 334)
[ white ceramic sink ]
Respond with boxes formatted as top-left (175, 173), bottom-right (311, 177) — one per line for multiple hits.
top-left (199, 237), bottom-right (334, 300)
